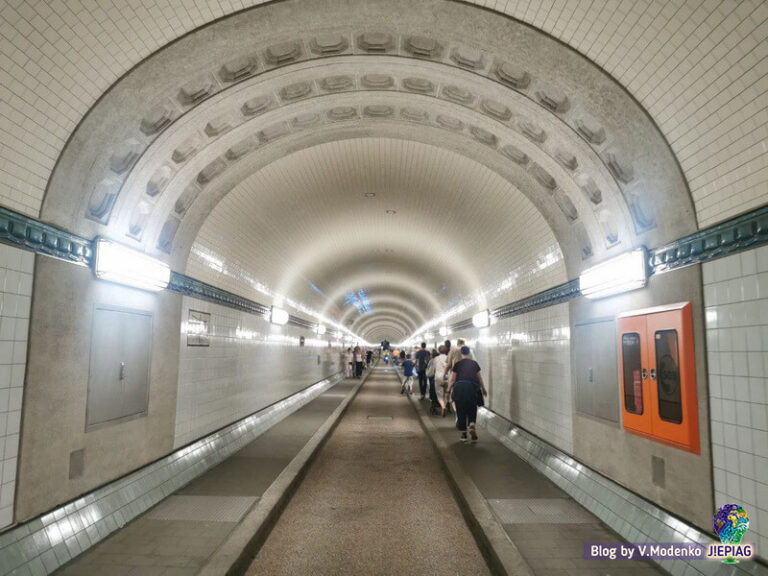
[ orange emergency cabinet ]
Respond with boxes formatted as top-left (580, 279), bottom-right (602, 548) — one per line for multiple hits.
top-left (617, 302), bottom-right (700, 454)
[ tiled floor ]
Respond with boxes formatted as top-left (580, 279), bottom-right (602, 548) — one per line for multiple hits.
top-left (422, 398), bottom-right (667, 576)
top-left (54, 380), bottom-right (359, 576)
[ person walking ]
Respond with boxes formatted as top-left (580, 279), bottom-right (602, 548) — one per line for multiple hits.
top-left (432, 345), bottom-right (449, 416)
top-left (415, 342), bottom-right (431, 400)
top-left (443, 338), bottom-right (465, 413)
top-left (426, 349), bottom-right (440, 414)
top-left (444, 338), bottom-right (466, 375)
top-left (354, 346), bottom-right (364, 378)
top-left (345, 347), bottom-right (353, 378)
top-left (446, 346), bottom-right (487, 442)
top-left (401, 353), bottom-right (415, 395)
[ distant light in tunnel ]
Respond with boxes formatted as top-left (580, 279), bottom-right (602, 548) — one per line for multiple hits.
top-left (94, 237), bottom-right (170, 291)
top-left (364, 192), bottom-right (376, 197)
top-left (579, 248), bottom-right (647, 299)
top-left (309, 282), bottom-right (326, 296)
top-left (270, 306), bottom-right (289, 325)
top-left (345, 290), bottom-right (371, 314)
top-left (471, 309), bottom-right (490, 328)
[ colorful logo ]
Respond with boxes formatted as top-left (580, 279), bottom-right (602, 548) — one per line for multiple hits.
top-left (710, 504), bottom-right (751, 563)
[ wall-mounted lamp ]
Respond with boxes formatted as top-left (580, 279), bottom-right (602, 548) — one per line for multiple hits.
top-left (472, 309), bottom-right (490, 328)
top-left (93, 237), bottom-right (170, 292)
top-left (580, 247), bottom-right (648, 299)
top-left (270, 306), bottom-right (289, 325)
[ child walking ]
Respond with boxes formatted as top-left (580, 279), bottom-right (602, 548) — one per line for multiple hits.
top-left (401, 353), bottom-right (415, 395)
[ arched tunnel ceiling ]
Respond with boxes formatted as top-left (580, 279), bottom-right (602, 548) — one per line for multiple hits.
top-left (185, 138), bottom-right (567, 335)
top-left (3, 0), bottom-right (765, 228)
top-left (7, 0), bottom-right (764, 339)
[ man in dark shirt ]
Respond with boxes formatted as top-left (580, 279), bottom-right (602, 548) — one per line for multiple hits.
top-left (447, 346), bottom-right (487, 442)
top-left (415, 342), bottom-right (431, 400)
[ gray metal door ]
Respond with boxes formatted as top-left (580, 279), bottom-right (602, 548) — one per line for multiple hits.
top-left (120, 311), bottom-right (152, 417)
top-left (574, 319), bottom-right (619, 423)
top-left (88, 308), bottom-right (124, 425)
top-left (87, 306), bottom-right (152, 429)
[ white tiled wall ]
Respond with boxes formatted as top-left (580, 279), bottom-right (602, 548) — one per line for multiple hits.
top-left (703, 245), bottom-right (768, 558)
top-left (462, 302), bottom-right (572, 453)
top-left (0, 246), bottom-right (33, 530)
top-left (174, 296), bottom-right (345, 448)
top-left (2, 1), bottom-right (765, 226)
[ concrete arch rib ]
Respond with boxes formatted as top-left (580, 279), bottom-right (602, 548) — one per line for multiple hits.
top-left (125, 68), bottom-right (625, 275)
top-left (41, 0), bottom-right (694, 288)
top-left (167, 106), bottom-right (583, 279)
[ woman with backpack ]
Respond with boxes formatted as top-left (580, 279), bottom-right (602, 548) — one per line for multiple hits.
top-left (446, 346), bottom-right (487, 442)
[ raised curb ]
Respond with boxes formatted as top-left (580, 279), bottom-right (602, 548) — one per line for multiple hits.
top-left (198, 367), bottom-right (374, 576)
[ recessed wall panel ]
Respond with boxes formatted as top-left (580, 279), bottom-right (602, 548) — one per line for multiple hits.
top-left (87, 307), bottom-right (152, 429)
top-left (574, 319), bottom-right (619, 423)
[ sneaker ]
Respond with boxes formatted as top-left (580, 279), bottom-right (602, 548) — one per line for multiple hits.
top-left (419, 395), bottom-right (425, 400)
top-left (469, 426), bottom-right (478, 442)
top-left (460, 432), bottom-right (468, 442)
top-left (400, 386), bottom-right (405, 395)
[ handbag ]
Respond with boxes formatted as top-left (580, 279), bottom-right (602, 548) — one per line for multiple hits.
top-left (425, 358), bottom-right (435, 378)
top-left (475, 384), bottom-right (485, 407)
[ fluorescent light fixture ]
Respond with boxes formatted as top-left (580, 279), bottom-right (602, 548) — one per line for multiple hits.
top-left (316, 324), bottom-right (327, 335)
top-left (423, 332), bottom-right (433, 341)
top-left (580, 247), bottom-right (648, 299)
top-left (270, 306), bottom-right (289, 325)
top-left (472, 309), bottom-right (490, 328)
top-left (439, 326), bottom-right (449, 337)
top-left (94, 237), bottom-right (170, 292)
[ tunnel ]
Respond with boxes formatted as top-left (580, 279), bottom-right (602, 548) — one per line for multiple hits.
top-left (0, 0), bottom-right (767, 574)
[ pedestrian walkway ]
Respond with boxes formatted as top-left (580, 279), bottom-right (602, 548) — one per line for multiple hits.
top-left (246, 367), bottom-right (491, 575)
top-left (53, 364), bottom-right (672, 576)
top-left (54, 379), bottom-right (361, 576)
top-left (409, 393), bottom-right (666, 576)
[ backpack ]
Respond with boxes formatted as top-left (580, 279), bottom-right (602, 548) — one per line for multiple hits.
top-left (425, 358), bottom-right (435, 378)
